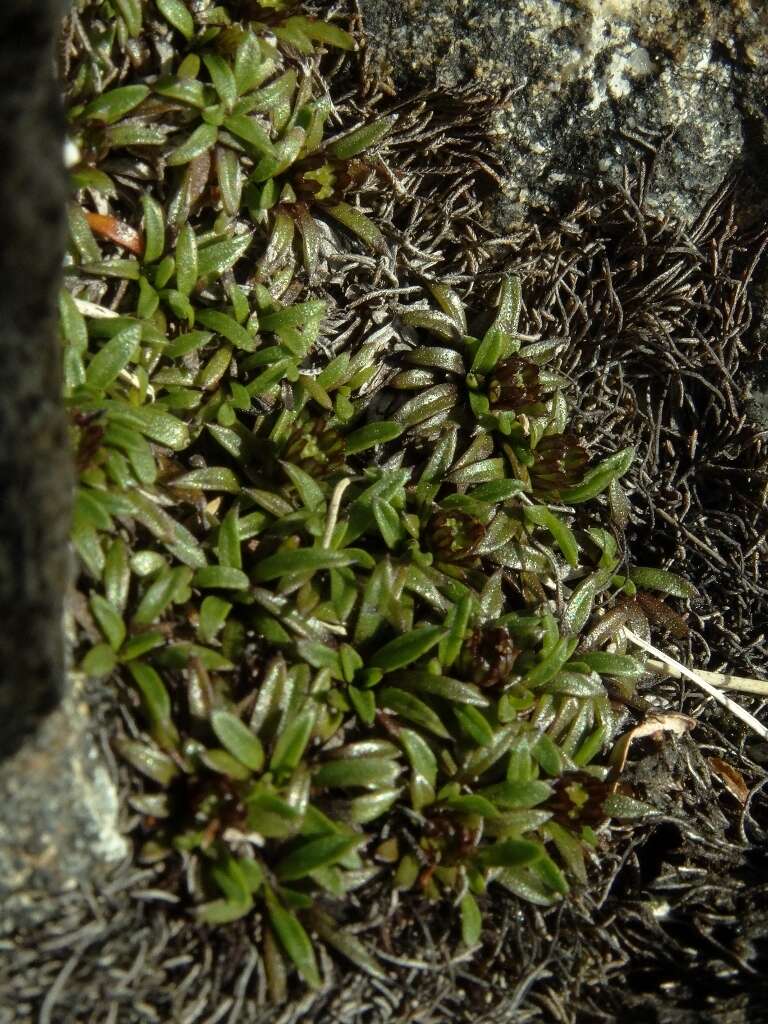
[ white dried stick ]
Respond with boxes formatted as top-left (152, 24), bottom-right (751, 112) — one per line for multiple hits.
top-left (623, 628), bottom-right (768, 742)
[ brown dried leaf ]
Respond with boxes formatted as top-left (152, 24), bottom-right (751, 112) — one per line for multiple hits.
top-left (610, 712), bottom-right (697, 774)
top-left (707, 756), bottom-right (749, 804)
top-left (85, 211), bottom-right (143, 255)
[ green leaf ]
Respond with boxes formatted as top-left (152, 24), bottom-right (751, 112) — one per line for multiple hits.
top-left (345, 421), bottom-right (403, 454)
top-left (395, 670), bottom-right (488, 707)
top-left (104, 123), bottom-right (169, 148)
top-left (577, 652), bottom-right (645, 677)
top-left (438, 595), bottom-right (472, 670)
top-left (80, 258), bottom-right (140, 280)
top-left (246, 790), bottom-right (302, 838)
top-left (65, 204), bottom-right (99, 262)
top-left (217, 505), bottom-right (242, 568)
top-left (270, 708), bottom-right (316, 773)
top-left (253, 548), bottom-right (354, 582)
top-left (175, 223), bottom-right (198, 296)
top-left (479, 839), bottom-right (542, 868)
top-left (544, 821), bottom-right (587, 884)
top-left (266, 892), bottom-right (321, 988)
top-left (154, 77), bottom-right (206, 108)
top-left (247, 70), bottom-right (296, 131)
top-left (103, 537), bottom-right (131, 612)
top-left (202, 748), bottom-right (252, 780)
top-left (402, 308), bottom-right (462, 341)
top-left (532, 850), bottom-right (569, 896)
top-left (211, 711), bottom-right (264, 771)
top-left (83, 85), bottom-right (149, 124)
top-left (154, 643), bottom-right (233, 671)
top-left (296, 641), bottom-right (341, 675)
top-left (586, 527), bottom-right (619, 568)
top-left (250, 126), bottom-right (305, 182)
top-left (400, 727), bottom-right (437, 811)
top-left (493, 276), bottom-right (522, 338)
top-left (211, 851), bottom-right (250, 901)
top-left (602, 793), bottom-right (653, 819)
top-left (197, 898), bottom-right (252, 924)
top-left (313, 757), bottom-right (401, 789)
top-left (120, 631), bottom-right (165, 661)
top-left (328, 115), bottom-right (396, 159)
top-left (196, 345), bottom-right (232, 389)
top-left (197, 233), bottom-right (253, 278)
top-left (223, 113), bottom-right (273, 155)
top-left (562, 570), bottom-right (611, 636)
top-left (460, 892), bottom-right (482, 947)
top-left (194, 566), bottom-right (250, 590)
top-left (74, 488), bottom-right (112, 532)
top-left (443, 794), bottom-right (498, 817)
top-left (281, 462), bottom-right (326, 512)
top-left (173, 467), bottom-right (241, 493)
top-left (167, 123), bottom-right (218, 166)
top-left (216, 146), bottom-right (243, 216)
top-left (59, 289), bottom-right (88, 352)
top-left (110, 404), bottom-right (190, 450)
top-left (348, 685), bottom-right (376, 725)
top-left (132, 566), bottom-right (192, 626)
top-left (141, 195), bottom-right (165, 263)
top-left (115, 738), bottom-right (178, 785)
top-left (560, 448), bottom-right (634, 504)
top-left (310, 908), bottom-right (385, 979)
top-left (275, 835), bottom-right (361, 881)
top-left (156, 0), bottom-right (194, 39)
top-left (289, 16), bottom-right (355, 50)
top-left (446, 458), bottom-right (505, 486)
top-left (628, 567), bottom-right (697, 599)
top-left (471, 325), bottom-right (507, 375)
top-left (259, 301), bottom-right (326, 332)
top-left (369, 626), bottom-right (445, 672)
top-left (198, 595), bottom-right (232, 643)
top-left (532, 734), bottom-right (562, 776)
top-left (523, 637), bottom-right (577, 688)
top-left (246, 358), bottom-right (295, 396)
top-left (82, 643), bottom-right (117, 678)
top-left (128, 661), bottom-right (179, 747)
top-left (326, 202), bottom-right (387, 253)
top-left (453, 705), bottom-right (494, 746)
top-left (203, 54), bottom-right (237, 111)
top-left (371, 499), bottom-right (400, 550)
top-left (544, 671), bottom-right (606, 696)
top-left (114, 0), bottom-right (142, 36)
top-left (378, 687), bottom-right (450, 739)
top-left (234, 32), bottom-right (265, 96)
top-left (479, 569), bottom-right (507, 622)
top-left (523, 506), bottom-right (579, 568)
top-left (86, 324), bottom-right (140, 389)
top-left (196, 308), bottom-right (257, 351)
top-left (90, 594), bottom-right (126, 651)
top-left (469, 479), bottom-right (525, 503)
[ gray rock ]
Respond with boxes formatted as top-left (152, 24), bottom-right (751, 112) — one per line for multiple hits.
top-left (0, 0), bottom-right (72, 754)
top-left (0, 672), bottom-right (128, 928)
top-left (360, 0), bottom-right (768, 223)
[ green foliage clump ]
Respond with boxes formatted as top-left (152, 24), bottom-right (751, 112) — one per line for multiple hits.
top-left (60, 0), bottom-right (696, 991)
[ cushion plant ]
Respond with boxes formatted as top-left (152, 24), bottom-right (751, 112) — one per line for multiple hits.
top-left (62, 0), bottom-right (696, 990)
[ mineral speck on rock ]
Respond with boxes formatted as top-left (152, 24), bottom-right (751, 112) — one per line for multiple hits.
top-left (360, 0), bottom-right (768, 223)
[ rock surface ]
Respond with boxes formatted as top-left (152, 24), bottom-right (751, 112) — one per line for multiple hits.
top-left (0, 0), bottom-right (72, 752)
top-left (359, 0), bottom-right (768, 224)
top-left (0, 673), bottom-right (128, 927)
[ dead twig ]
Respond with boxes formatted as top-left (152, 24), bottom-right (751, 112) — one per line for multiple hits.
top-left (624, 629), bottom-right (768, 740)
